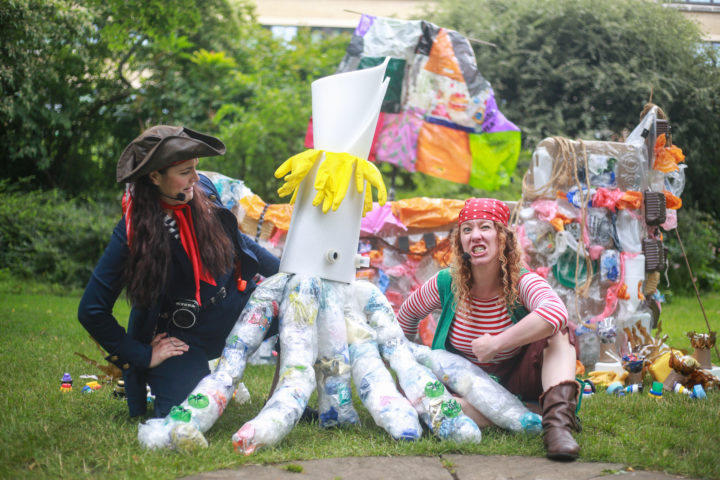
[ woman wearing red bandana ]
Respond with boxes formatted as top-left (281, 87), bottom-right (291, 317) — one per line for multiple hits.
top-left (398, 198), bottom-right (581, 461)
top-left (78, 126), bottom-right (280, 418)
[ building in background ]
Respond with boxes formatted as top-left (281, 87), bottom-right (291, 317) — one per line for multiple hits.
top-left (252, 0), bottom-right (719, 48)
top-left (253, 0), bottom-right (432, 39)
top-left (667, 0), bottom-right (720, 46)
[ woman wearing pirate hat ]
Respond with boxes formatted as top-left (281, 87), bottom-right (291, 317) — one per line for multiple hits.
top-left (78, 126), bottom-right (279, 418)
top-left (397, 198), bottom-right (582, 461)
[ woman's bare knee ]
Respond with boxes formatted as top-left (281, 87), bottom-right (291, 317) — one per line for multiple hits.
top-left (455, 395), bottom-right (493, 427)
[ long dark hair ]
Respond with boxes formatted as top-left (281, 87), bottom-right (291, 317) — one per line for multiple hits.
top-left (124, 175), bottom-right (235, 307)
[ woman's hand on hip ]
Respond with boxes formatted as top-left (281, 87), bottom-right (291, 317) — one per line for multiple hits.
top-left (149, 332), bottom-right (189, 368)
top-left (471, 334), bottom-right (500, 364)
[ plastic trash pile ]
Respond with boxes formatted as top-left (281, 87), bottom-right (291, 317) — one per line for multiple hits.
top-left (204, 171), bottom-right (465, 316)
top-left (203, 106), bottom-right (717, 396)
top-left (513, 106), bottom-right (720, 395)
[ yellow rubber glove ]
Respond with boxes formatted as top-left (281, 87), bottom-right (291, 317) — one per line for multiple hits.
top-left (354, 158), bottom-right (387, 216)
top-left (313, 174), bottom-right (335, 213)
top-left (587, 370), bottom-right (628, 387)
top-left (274, 149), bottom-right (322, 204)
top-left (312, 151), bottom-right (356, 213)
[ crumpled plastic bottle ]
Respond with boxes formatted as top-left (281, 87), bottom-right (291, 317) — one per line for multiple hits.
top-left (352, 281), bottom-right (482, 443)
top-left (137, 272), bottom-right (291, 451)
top-left (587, 208), bottom-right (614, 248)
top-left (233, 275), bottom-right (321, 455)
top-left (586, 154), bottom-right (617, 189)
top-left (600, 249), bottom-right (620, 285)
top-left (665, 163), bottom-right (686, 197)
top-left (410, 343), bottom-right (542, 434)
top-left (575, 325), bottom-right (600, 373)
top-left (346, 313), bottom-right (421, 440)
top-left (315, 281), bottom-right (359, 427)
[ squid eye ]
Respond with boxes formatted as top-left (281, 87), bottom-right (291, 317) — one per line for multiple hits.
top-left (424, 380), bottom-right (445, 398)
top-left (169, 405), bottom-right (192, 422)
top-left (188, 393), bottom-right (210, 409)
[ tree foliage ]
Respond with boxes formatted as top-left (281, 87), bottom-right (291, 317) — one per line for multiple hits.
top-left (1, 0), bottom-right (347, 200)
top-left (664, 208), bottom-right (720, 294)
top-left (205, 28), bottom-right (350, 201)
top-left (428, 0), bottom-right (720, 217)
top-left (2, 0), bottom-right (114, 190)
top-left (0, 179), bottom-right (118, 286)
top-left (2, 0), bottom-right (718, 293)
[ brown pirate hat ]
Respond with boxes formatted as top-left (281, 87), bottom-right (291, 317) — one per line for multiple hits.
top-left (116, 125), bottom-right (226, 183)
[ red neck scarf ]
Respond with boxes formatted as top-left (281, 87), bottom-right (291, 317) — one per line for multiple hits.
top-left (161, 201), bottom-right (216, 304)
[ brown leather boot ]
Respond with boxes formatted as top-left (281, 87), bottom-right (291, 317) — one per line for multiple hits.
top-left (539, 380), bottom-right (581, 461)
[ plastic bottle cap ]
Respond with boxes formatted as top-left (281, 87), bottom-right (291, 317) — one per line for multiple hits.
top-left (188, 393), bottom-right (210, 409)
top-left (424, 380), bottom-right (445, 398)
top-left (692, 384), bottom-right (707, 400)
top-left (607, 381), bottom-right (624, 395)
top-left (441, 399), bottom-right (461, 418)
top-left (169, 405), bottom-right (192, 422)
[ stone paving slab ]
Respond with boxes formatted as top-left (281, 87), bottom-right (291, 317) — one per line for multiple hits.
top-left (181, 455), bottom-right (694, 480)
top-left (445, 455), bottom-right (690, 479)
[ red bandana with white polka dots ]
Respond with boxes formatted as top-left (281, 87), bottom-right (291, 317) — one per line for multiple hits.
top-left (457, 198), bottom-right (510, 227)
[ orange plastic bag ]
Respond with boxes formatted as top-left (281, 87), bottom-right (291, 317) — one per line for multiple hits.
top-left (617, 191), bottom-right (643, 210)
top-left (663, 190), bottom-right (682, 210)
top-left (239, 195), bottom-right (293, 231)
top-left (653, 134), bottom-right (685, 173)
top-left (392, 197), bottom-right (464, 229)
top-left (416, 122), bottom-right (471, 184)
top-left (418, 314), bottom-right (438, 347)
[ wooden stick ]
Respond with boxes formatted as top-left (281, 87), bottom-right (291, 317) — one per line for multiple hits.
top-left (674, 227), bottom-right (720, 360)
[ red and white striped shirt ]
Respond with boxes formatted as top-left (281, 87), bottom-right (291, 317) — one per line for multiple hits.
top-left (397, 271), bottom-right (568, 367)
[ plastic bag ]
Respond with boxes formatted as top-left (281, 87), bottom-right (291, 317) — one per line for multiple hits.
top-left (615, 209), bottom-right (644, 253)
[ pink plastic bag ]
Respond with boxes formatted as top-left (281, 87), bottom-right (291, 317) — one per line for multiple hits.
top-left (374, 107), bottom-right (424, 172)
top-left (360, 203), bottom-right (407, 236)
top-left (592, 187), bottom-right (623, 212)
top-left (661, 209), bottom-right (677, 230)
top-left (531, 199), bottom-right (558, 222)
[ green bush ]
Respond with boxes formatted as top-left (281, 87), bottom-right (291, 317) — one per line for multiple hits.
top-left (663, 207), bottom-right (720, 295)
top-left (0, 179), bottom-right (120, 289)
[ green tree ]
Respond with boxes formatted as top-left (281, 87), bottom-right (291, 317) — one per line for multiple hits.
top-left (206, 27), bottom-right (349, 201)
top-left (1, 0), bottom-right (257, 193)
top-left (428, 0), bottom-right (720, 217)
top-left (1, 0), bottom-right (348, 201)
top-left (1, 0), bottom-right (117, 190)
top-left (664, 208), bottom-right (720, 294)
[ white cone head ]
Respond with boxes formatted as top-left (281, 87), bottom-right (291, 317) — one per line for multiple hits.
top-left (279, 59), bottom-right (390, 283)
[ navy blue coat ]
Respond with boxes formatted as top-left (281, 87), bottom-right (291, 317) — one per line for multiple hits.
top-left (78, 175), bottom-right (279, 416)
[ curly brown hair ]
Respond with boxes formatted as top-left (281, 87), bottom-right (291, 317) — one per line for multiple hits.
top-left (124, 175), bottom-right (235, 307)
top-left (449, 222), bottom-right (524, 311)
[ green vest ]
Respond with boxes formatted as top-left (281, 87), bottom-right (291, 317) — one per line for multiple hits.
top-left (431, 268), bottom-right (530, 352)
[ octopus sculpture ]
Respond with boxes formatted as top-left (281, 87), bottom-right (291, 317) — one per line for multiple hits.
top-left (138, 61), bottom-right (541, 454)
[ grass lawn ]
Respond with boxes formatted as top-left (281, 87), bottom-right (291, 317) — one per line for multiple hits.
top-left (1, 279), bottom-right (718, 479)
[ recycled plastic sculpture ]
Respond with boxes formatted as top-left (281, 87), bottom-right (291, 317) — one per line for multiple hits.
top-left (517, 106), bottom-right (685, 376)
top-left (138, 60), bottom-right (540, 454)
